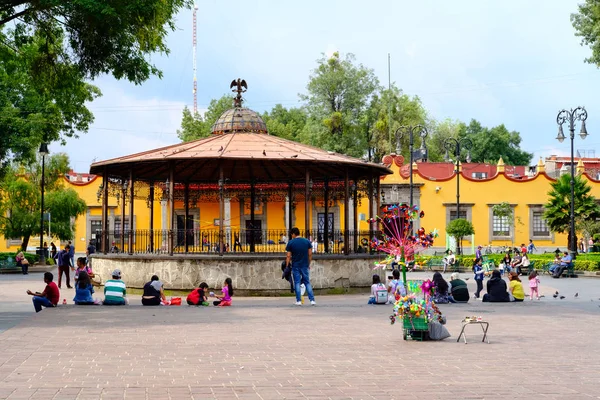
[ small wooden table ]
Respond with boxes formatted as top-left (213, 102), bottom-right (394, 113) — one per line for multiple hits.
top-left (457, 319), bottom-right (490, 344)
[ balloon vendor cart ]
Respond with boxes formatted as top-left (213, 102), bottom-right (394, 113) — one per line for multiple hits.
top-left (391, 280), bottom-right (445, 341)
top-left (369, 204), bottom-right (438, 288)
top-left (368, 204), bottom-right (441, 341)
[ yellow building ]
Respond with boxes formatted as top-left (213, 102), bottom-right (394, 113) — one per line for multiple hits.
top-left (3, 154), bottom-right (598, 255)
top-left (377, 154), bottom-right (600, 253)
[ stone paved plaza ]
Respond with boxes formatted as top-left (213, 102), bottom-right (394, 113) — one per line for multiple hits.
top-left (0, 270), bottom-right (599, 399)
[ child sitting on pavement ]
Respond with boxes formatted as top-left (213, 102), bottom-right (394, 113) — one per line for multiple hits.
top-left (187, 282), bottom-right (210, 306)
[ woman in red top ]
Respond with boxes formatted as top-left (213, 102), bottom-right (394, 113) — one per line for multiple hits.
top-left (27, 272), bottom-right (60, 312)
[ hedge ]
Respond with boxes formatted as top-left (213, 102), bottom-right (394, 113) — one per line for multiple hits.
top-left (0, 252), bottom-right (39, 265)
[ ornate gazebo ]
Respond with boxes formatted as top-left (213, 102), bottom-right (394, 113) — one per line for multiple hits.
top-left (90, 80), bottom-right (391, 257)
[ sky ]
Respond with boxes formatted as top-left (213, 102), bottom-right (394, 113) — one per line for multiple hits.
top-left (52, 0), bottom-right (600, 172)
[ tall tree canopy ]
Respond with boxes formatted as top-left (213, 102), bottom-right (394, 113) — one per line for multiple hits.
top-left (572, 0), bottom-right (600, 68)
top-left (299, 52), bottom-right (380, 157)
top-left (457, 120), bottom-right (533, 165)
top-left (177, 95), bottom-right (233, 142)
top-left (0, 153), bottom-right (86, 250)
top-left (0, 0), bottom-right (190, 167)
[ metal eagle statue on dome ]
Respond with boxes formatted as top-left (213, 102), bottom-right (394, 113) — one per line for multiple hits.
top-left (230, 78), bottom-right (247, 107)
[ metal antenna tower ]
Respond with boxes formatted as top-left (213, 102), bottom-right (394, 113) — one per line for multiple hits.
top-left (192, 3), bottom-right (198, 114)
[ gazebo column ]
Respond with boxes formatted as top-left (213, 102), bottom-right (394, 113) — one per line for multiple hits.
top-left (375, 175), bottom-right (381, 228)
top-left (368, 176), bottom-right (374, 248)
top-left (324, 178), bottom-right (329, 253)
top-left (249, 181), bottom-right (256, 253)
top-left (149, 182), bottom-right (155, 253)
top-left (305, 170), bottom-right (310, 238)
top-left (353, 178), bottom-right (358, 253)
top-left (168, 164), bottom-right (174, 256)
top-left (120, 181), bottom-right (126, 254)
top-left (128, 169), bottom-right (134, 255)
top-left (219, 165), bottom-right (225, 256)
top-left (344, 170), bottom-right (350, 255)
top-left (287, 182), bottom-right (293, 240)
top-left (184, 182), bottom-right (189, 253)
top-left (102, 167), bottom-right (108, 254)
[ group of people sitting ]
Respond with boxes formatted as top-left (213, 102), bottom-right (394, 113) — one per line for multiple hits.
top-left (369, 265), bottom-right (543, 305)
top-left (27, 267), bottom-right (234, 312)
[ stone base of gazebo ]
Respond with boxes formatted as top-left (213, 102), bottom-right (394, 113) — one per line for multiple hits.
top-left (91, 254), bottom-right (382, 291)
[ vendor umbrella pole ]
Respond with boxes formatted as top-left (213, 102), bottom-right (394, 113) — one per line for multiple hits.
top-left (401, 247), bottom-right (407, 292)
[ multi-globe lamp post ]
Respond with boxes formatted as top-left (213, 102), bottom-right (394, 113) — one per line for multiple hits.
top-left (38, 142), bottom-right (49, 264)
top-left (556, 107), bottom-right (589, 260)
top-left (443, 137), bottom-right (472, 255)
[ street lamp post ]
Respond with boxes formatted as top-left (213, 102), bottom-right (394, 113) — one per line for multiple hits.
top-left (443, 137), bottom-right (472, 255)
top-left (395, 125), bottom-right (428, 208)
top-left (38, 142), bottom-right (49, 264)
top-left (556, 107), bottom-right (589, 260)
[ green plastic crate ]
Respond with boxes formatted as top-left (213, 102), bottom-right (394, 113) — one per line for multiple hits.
top-left (402, 316), bottom-right (428, 331)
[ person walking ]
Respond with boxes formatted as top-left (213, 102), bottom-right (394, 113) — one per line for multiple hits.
top-left (57, 244), bottom-right (73, 289)
top-left (68, 240), bottom-right (75, 268)
top-left (473, 258), bottom-right (485, 299)
top-left (285, 227), bottom-right (316, 306)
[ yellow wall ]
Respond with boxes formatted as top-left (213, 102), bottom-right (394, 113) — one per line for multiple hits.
top-left (6, 155), bottom-right (587, 254)
top-left (364, 154), bottom-right (583, 251)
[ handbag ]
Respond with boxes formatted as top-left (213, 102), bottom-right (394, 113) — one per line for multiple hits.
top-left (170, 297), bottom-right (182, 306)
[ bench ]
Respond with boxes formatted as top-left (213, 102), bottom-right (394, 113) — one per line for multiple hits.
top-left (0, 257), bottom-right (19, 274)
top-left (545, 262), bottom-right (576, 277)
top-left (426, 257), bottom-right (459, 272)
top-left (426, 257), bottom-right (444, 271)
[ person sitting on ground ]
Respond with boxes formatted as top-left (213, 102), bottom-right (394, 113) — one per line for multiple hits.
top-left (431, 272), bottom-right (455, 304)
top-left (103, 269), bottom-right (127, 305)
top-left (442, 250), bottom-right (456, 273)
top-left (73, 271), bottom-right (95, 305)
top-left (187, 282), bottom-right (210, 306)
top-left (74, 257), bottom-right (92, 285)
top-left (27, 272), bottom-right (60, 312)
top-left (213, 277), bottom-right (233, 306)
top-left (449, 272), bottom-right (469, 302)
top-left (368, 274), bottom-right (387, 304)
top-left (142, 275), bottom-right (167, 306)
top-left (482, 270), bottom-right (510, 302)
top-left (387, 269), bottom-right (406, 304)
top-left (508, 271), bottom-right (525, 302)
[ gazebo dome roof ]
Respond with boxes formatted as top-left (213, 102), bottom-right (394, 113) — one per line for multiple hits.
top-left (211, 107), bottom-right (268, 135)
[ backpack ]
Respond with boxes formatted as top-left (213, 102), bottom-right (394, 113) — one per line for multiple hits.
top-left (375, 284), bottom-right (388, 304)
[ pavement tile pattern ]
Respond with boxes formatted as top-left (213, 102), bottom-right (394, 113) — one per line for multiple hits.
top-left (0, 272), bottom-right (599, 399)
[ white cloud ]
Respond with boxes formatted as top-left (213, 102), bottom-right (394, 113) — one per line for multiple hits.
top-left (51, 81), bottom-right (184, 172)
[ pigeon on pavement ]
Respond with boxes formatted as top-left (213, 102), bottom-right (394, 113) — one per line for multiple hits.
top-left (575, 292), bottom-right (579, 298)
top-left (560, 296), bottom-right (565, 299)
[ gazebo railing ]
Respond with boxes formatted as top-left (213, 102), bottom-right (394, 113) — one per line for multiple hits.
top-left (95, 229), bottom-right (382, 255)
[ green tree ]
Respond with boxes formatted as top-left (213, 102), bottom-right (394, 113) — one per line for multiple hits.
top-left (262, 105), bottom-right (307, 140)
top-left (572, 0), bottom-right (600, 67)
top-left (300, 52), bottom-right (380, 157)
top-left (0, 0), bottom-right (190, 166)
top-left (368, 85), bottom-right (428, 162)
top-left (0, 153), bottom-right (86, 250)
top-left (446, 218), bottom-right (475, 255)
top-left (543, 174), bottom-right (600, 252)
top-left (426, 119), bottom-right (465, 162)
top-left (456, 120), bottom-right (533, 165)
top-left (177, 95), bottom-right (234, 142)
